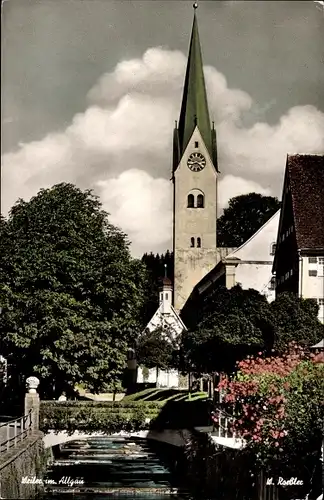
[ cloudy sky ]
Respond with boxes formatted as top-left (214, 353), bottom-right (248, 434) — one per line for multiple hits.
top-left (2, 0), bottom-right (324, 256)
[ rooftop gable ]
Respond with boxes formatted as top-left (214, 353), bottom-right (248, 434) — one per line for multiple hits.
top-left (225, 210), bottom-right (280, 262)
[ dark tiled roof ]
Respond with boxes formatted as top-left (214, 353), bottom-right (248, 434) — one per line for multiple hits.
top-left (288, 154), bottom-right (324, 249)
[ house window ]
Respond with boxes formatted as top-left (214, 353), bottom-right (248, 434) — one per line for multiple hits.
top-left (187, 194), bottom-right (194, 208)
top-left (318, 298), bottom-right (324, 306)
top-left (318, 258), bottom-right (324, 277)
top-left (270, 243), bottom-right (277, 256)
top-left (190, 237), bottom-right (195, 248)
top-left (269, 277), bottom-right (276, 290)
top-left (195, 141), bottom-right (199, 148)
top-left (197, 237), bottom-right (201, 248)
top-left (309, 270), bottom-right (317, 277)
top-left (197, 194), bottom-right (204, 208)
top-left (309, 257), bottom-right (317, 264)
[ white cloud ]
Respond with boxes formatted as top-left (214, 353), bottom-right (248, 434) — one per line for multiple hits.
top-left (97, 170), bottom-right (171, 257)
top-left (2, 47), bottom-right (324, 256)
top-left (218, 175), bottom-right (271, 211)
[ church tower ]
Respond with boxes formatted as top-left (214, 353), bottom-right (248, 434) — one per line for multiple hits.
top-left (172, 5), bottom-right (219, 312)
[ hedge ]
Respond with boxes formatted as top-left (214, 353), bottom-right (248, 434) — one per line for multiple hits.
top-left (40, 400), bottom-right (163, 434)
top-left (39, 398), bottom-right (212, 433)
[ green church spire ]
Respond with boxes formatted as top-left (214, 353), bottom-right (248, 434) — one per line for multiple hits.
top-left (177, 6), bottom-right (213, 162)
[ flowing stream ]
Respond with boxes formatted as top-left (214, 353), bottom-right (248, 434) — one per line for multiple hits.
top-left (44, 436), bottom-right (191, 499)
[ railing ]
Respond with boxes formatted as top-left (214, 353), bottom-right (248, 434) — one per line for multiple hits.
top-left (0, 410), bottom-right (34, 454)
top-left (211, 409), bottom-right (237, 439)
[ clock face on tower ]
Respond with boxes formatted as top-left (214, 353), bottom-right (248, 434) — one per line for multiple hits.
top-left (187, 152), bottom-right (206, 172)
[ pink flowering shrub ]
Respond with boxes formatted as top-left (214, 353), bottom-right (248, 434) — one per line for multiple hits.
top-left (214, 343), bottom-right (324, 478)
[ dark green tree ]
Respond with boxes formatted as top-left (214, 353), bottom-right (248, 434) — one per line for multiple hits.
top-left (270, 292), bottom-right (324, 353)
top-left (141, 250), bottom-right (174, 325)
top-left (0, 183), bottom-right (147, 398)
top-left (180, 285), bottom-right (275, 374)
top-left (180, 286), bottom-right (324, 376)
top-left (217, 193), bottom-right (281, 247)
top-left (136, 326), bottom-right (178, 382)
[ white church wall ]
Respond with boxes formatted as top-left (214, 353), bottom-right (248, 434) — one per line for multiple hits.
top-left (223, 210), bottom-right (280, 303)
top-left (234, 262), bottom-right (275, 302)
top-left (232, 210), bottom-right (280, 262)
top-left (137, 367), bottom-right (179, 388)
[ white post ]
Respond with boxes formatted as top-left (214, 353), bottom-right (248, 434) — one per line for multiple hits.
top-left (20, 416), bottom-right (24, 442)
top-left (6, 423), bottom-right (10, 452)
top-left (25, 376), bottom-right (40, 431)
top-left (14, 419), bottom-right (17, 447)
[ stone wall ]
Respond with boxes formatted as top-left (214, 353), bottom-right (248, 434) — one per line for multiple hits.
top-left (0, 431), bottom-right (49, 499)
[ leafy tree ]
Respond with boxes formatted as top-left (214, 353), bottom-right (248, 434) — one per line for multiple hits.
top-left (0, 183), bottom-right (147, 398)
top-left (270, 292), bottom-right (324, 353)
top-left (181, 285), bottom-right (323, 377)
top-left (217, 345), bottom-right (324, 497)
top-left (136, 326), bottom-right (178, 383)
top-left (180, 286), bottom-right (275, 374)
top-left (217, 193), bottom-right (280, 247)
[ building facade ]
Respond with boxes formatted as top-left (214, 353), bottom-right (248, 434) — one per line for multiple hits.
top-left (273, 154), bottom-right (324, 323)
top-left (181, 211), bottom-right (280, 327)
top-left (195, 210), bottom-right (280, 303)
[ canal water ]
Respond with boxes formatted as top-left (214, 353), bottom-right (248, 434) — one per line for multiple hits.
top-left (44, 436), bottom-right (191, 499)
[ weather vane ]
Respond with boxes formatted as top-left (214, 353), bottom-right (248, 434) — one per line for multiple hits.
top-left (193, 2), bottom-right (198, 10)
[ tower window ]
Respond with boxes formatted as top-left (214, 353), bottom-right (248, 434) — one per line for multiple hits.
top-left (195, 141), bottom-right (199, 148)
top-left (165, 293), bottom-right (168, 300)
top-left (269, 277), bottom-right (276, 290)
top-left (190, 237), bottom-right (195, 247)
top-left (197, 237), bottom-right (201, 248)
top-left (270, 243), bottom-right (276, 256)
top-left (187, 194), bottom-right (194, 208)
top-left (197, 194), bottom-right (204, 208)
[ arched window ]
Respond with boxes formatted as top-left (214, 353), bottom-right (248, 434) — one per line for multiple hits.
top-left (190, 237), bottom-right (195, 248)
top-left (197, 237), bottom-right (201, 248)
top-left (197, 194), bottom-right (204, 208)
top-left (187, 194), bottom-right (194, 208)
